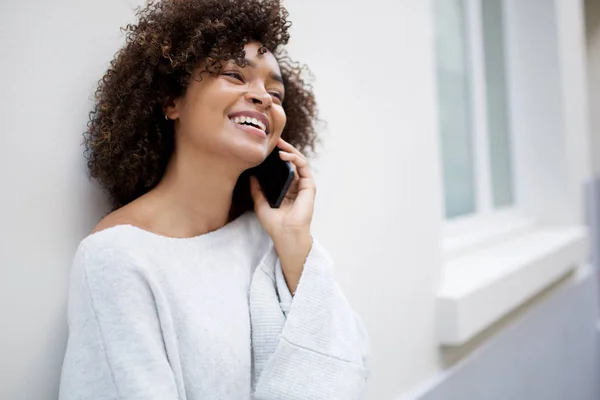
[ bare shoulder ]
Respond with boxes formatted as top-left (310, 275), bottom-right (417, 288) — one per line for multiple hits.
top-left (91, 191), bottom-right (163, 235)
top-left (91, 202), bottom-right (145, 235)
top-left (92, 210), bottom-right (130, 234)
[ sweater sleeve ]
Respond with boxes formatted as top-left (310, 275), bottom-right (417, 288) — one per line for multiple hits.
top-left (59, 243), bottom-right (180, 400)
top-left (249, 239), bottom-right (370, 400)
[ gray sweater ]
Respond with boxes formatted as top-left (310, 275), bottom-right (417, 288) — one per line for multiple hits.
top-left (59, 212), bottom-right (369, 400)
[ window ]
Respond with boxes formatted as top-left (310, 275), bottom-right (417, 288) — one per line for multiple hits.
top-left (434, 0), bottom-right (514, 220)
top-left (434, 0), bottom-right (591, 347)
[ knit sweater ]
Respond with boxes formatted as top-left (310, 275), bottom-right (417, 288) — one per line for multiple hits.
top-left (59, 211), bottom-right (369, 400)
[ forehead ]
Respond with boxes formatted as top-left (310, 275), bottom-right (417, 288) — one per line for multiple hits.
top-left (243, 42), bottom-right (281, 75)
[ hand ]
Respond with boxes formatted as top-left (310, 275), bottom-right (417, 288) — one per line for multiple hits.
top-left (250, 138), bottom-right (316, 292)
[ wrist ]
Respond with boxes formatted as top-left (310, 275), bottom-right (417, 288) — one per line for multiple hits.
top-left (274, 230), bottom-right (312, 261)
top-left (274, 231), bottom-right (312, 286)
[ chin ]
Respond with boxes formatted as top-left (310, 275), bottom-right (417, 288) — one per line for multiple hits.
top-left (232, 141), bottom-right (271, 167)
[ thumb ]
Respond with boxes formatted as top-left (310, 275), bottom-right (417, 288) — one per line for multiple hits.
top-left (249, 175), bottom-right (269, 211)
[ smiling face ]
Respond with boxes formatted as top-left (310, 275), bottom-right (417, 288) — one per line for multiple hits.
top-left (166, 42), bottom-right (287, 167)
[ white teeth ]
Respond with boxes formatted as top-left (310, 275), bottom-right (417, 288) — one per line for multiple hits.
top-left (231, 115), bottom-right (267, 132)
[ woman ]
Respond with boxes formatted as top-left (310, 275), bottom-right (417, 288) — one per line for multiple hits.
top-left (59, 0), bottom-right (369, 399)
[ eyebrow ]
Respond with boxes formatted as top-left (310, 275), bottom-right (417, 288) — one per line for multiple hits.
top-left (243, 58), bottom-right (284, 85)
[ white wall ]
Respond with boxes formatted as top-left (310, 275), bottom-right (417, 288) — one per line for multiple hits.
top-left (0, 0), bottom-right (444, 399)
top-left (587, 0), bottom-right (600, 177)
top-left (555, 0), bottom-right (592, 224)
top-left (505, 0), bottom-right (591, 226)
top-left (0, 1), bottom-right (141, 398)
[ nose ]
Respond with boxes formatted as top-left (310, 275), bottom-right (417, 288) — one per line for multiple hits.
top-left (245, 84), bottom-right (272, 108)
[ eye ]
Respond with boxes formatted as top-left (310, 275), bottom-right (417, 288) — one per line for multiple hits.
top-left (222, 71), bottom-right (245, 82)
top-left (270, 92), bottom-right (284, 102)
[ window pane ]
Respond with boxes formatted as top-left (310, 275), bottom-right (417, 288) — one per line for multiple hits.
top-left (482, 0), bottom-right (514, 208)
top-left (435, 0), bottom-right (477, 218)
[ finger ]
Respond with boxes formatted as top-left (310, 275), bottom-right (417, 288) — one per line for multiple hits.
top-left (278, 138), bottom-right (307, 161)
top-left (279, 153), bottom-right (315, 196)
top-left (278, 139), bottom-right (306, 160)
top-left (249, 175), bottom-right (269, 211)
top-left (279, 151), bottom-right (313, 181)
top-left (279, 151), bottom-right (300, 181)
top-left (279, 152), bottom-right (312, 185)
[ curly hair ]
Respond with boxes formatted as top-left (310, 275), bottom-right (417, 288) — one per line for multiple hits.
top-left (84, 0), bottom-right (318, 219)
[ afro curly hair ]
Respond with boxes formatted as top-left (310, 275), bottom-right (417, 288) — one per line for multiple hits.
top-left (84, 0), bottom-right (318, 219)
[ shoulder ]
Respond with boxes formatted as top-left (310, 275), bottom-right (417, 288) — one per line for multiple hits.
top-left (74, 210), bottom-right (157, 286)
top-left (74, 231), bottom-right (145, 281)
top-left (80, 197), bottom-right (159, 263)
top-left (91, 201), bottom-right (144, 234)
top-left (67, 232), bottom-right (163, 315)
top-left (67, 228), bottom-right (163, 323)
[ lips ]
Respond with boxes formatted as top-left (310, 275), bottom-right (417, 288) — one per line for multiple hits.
top-left (231, 120), bottom-right (267, 138)
top-left (228, 110), bottom-right (270, 135)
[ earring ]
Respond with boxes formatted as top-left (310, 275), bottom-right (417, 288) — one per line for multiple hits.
top-left (165, 115), bottom-right (169, 121)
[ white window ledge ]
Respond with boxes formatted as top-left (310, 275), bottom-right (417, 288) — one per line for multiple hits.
top-left (437, 226), bottom-right (588, 346)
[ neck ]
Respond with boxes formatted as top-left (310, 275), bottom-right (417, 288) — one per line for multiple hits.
top-left (149, 146), bottom-right (246, 237)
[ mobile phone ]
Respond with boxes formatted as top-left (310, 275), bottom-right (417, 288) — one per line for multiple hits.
top-left (251, 147), bottom-right (295, 208)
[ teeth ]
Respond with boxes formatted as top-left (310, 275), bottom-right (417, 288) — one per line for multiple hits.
top-left (231, 115), bottom-right (267, 132)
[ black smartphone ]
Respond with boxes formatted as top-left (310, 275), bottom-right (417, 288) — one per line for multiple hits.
top-left (251, 147), bottom-right (295, 208)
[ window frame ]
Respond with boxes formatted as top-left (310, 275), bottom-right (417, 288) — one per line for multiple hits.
top-left (441, 0), bottom-right (528, 258)
top-left (435, 0), bottom-right (591, 346)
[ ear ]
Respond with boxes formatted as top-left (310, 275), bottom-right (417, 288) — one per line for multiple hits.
top-left (163, 96), bottom-right (181, 120)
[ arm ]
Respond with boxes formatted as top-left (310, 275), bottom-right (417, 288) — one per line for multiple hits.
top-left (249, 240), bottom-right (370, 400)
top-left (59, 243), bottom-right (180, 400)
top-left (249, 139), bottom-right (369, 399)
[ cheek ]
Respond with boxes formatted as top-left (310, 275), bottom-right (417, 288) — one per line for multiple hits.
top-left (273, 109), bottom-right (287, 137)
top-left (184, 80), bottom-right (232, 120)
top-left (189, 94), bottom-right (219, 118)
